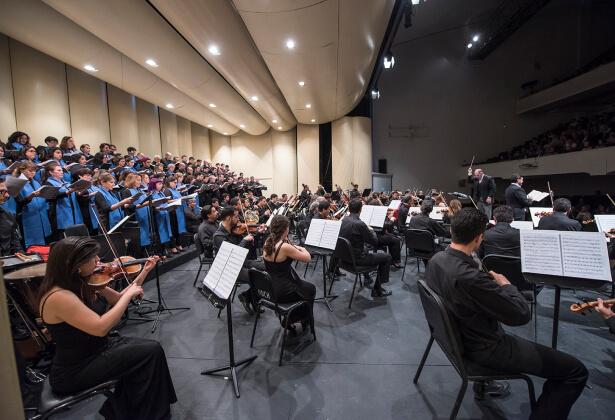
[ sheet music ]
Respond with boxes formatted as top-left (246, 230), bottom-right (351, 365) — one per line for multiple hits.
top-left (359, 206), bottom-right (373, 225)
top-left (107, 214), bottom-right (131, 234)
top-left (305, 219), bottom-right (325, 246)
top-left (529, 207), bottom-right (553, 227)
top-left (388, 200), bottom-right (401, 209)
top-left (202, 241), bottom-right (249, 299)
top-left (560, 231), bottom-right (611, 281)
top-left (527, 190), bottom-right (550, 202)
top-left (5, 176), bottom-right (27, 197)
top-left (305, 219), bottom-right (342, 249)
top-left (359, 205), bottom-right (388, 227)
top-left (520, 230), bottom-right (563, 276)
top-left (430, 207), bottom-right (448, 220)
top-left (510, 221), bottom-right (534, 230)
top-left (595, 215), bottom-right (615, 234)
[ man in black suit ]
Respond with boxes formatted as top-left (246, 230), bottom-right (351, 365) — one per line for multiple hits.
top-left (505, 174), bottom-right (532, 221)
top-left (479, 205), bottom-right (520, 258)
top-left (537, 198), bottom-right (582, 231)
top-left (397, 195), bottom-right (412, 231)
top-left (407, 200), bottom-right (448, 239)
top-left (468, 167), bottom-right (496, 219)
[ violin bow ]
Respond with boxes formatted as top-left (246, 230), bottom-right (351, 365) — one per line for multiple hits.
top-left (547, 181), bottom-right (554, 208)
top-left (606, 193), bottom-right (615, 208)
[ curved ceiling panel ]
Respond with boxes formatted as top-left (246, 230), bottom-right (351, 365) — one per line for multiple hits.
top-left (150, 0), bottom-right (296, 131)
top-left (233, 0), bottom-right (395, 124)
top-left (0, 0), bottom-right (239, 135)
top-left (42, 0), bottom-right (269, 135)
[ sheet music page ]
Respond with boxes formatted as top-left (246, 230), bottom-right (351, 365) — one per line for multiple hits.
top-left (305, 219), bottom-right (326, 247)
top-left (369, 206), bottom-right (388, 227)
top-left (527, 190), bottom-right (550, 202)
top-left (595, 215), bottom-right (615, 234)
top-left (520, 230), bottom-right (563, 276)
top-left (359, 205), bottom-right (374, 225)
top-left (560, 231), bottom-right (612, 282)
top-left (529, 207), bottom-right (553, 227)
top-left (320, 220), bottom-right (342, 250)
top-left (202, 241), bottom-right (248, 299)
top-left (388, 200), bottom-right (401, 209)
top-left (510, 221), bottom-right (534, 230)
top-left (430, 207), bottom-right (448, 220)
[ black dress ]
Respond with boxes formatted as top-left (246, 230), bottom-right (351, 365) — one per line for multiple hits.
top-left (41, 290), bottom-right (177, 420)
top-left (264, 244), bottom-right (316, 323)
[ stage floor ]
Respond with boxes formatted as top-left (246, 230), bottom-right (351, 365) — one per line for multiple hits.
top-left (60, 256), bottom-right (615, 419)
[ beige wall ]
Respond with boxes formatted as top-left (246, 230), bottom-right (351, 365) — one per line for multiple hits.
top-left (231, 130), bottom-right (274, 192)
top-left (296, 124), bottom-right (319, 192)
top-left (66, 65), bottom-right (110, 151)
top-left (210, 132), bottom-right (231, 164)
top-left (191, 122), bottom-right (211, 162)
top-left (0, 34), bottom-right (16, 140)
top-left (159, 108), bottom-right (179, 157)
top-left (107, 85), bottom-right (139, 153)
top-left (332, 116), bottom-right (371, 191)
top-left (10, 39), bottom-right (71, 143)
top-left (272, 128), bottom-right (298, 195)
top-left (136, 98), bottom-right (161, 157)
top-left (176, 116), bottom-right (192, 157)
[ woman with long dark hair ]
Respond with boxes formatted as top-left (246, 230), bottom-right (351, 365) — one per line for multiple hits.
top-left (59, 136), bottom-right (77, 155)
top-left (38, 237), bottom-right (176, 419)
top-left (262, 215), bottom-right (315, 330)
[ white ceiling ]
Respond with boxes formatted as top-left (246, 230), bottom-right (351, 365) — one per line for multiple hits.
top-left (1, 0), bottom-right (396, 133)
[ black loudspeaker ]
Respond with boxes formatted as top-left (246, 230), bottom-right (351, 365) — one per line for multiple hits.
top-left (378, 159), bottom-right (387, 174)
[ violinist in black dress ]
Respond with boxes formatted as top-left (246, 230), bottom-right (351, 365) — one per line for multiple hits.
top-left (38, 237), bottom-right (176, 420)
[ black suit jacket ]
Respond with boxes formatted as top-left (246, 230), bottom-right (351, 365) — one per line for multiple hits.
top-left (408, 214), bottom-right (448, 238)
top-left (504, 183), bottom-right (531, 220)
top-left (537, 212), bottom-right (582, 231)
top-left (469, 175), bottom-right (496, 203)
top-left (479, 222), bottom-right (520, 258)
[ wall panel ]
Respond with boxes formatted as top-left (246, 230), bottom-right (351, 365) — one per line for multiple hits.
top-left (331, 117), bottom-right (354, 190)
top-left (210, 132), bottom-right (231, 164)
top-left (107, 84), bottom-right (138, 153)
top-left (66, 65), bottom-right (109, 151)
top-left (296, 124), bottom-right (319, 192)
top-left (231, 130), bottom-right (273, 191)
top-left (191, 122), bottom-right (211, 162)
top-left (352, 117), bottom-right (372, 190)
top-left (0, 34), bottom-right (16, 140)
top-left (272, 128), bottom-right (297, 195)
top-left (159, 108), bottom-right (179, 156)
top-left (10, 39), bottom-right (70, 143)
top-left (136, 98), bottom-right (161, 157)
top-left (176, 116), bottom-right (192, 157)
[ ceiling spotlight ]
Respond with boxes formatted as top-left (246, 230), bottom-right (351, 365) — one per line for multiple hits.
top-left (371, 89), bottom-right (380, 100)
top-left (311, 119), bottom-right (316, 123)
top-left (239, 124), bottom-right (245, 129)
top-left (411, 0), bottom-right (419, 4)
top-left (223, 132), bottom-right (228, 135)
top-left (298, 80), bottom-right (305, 86)
top-left (285, 39), bottom-right (295, 49)
top-left (272, 119), bottom-right (278, 123)
top-left (83, 64), bottom-right (98, 72)
top-left (208, 44), bottom-right (221, 55)
top-left (306, 103), bottom-right (311, 109)
top-left (209, 103), bottom-right (216, 108)
top-left (467, 42), bottom-right (473, 49)
top-left (250, 95), bottom-right (259, 101)
top-left (278, 126), bottom-right (282, 130)
top-left (383, 53), bottom-right (395, 69)
top-left (165, 103), bottom-right (174, 109)
top-left (145, 59), bottom-right (158, 67)
top-left (207, 124), bottom-right (213, 128)
top-left (472, 34), bottom-right (480, 43)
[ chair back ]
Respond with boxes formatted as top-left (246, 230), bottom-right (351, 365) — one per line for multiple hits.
top-left (248, 268), bottom-right (278, 304)
top-left (482, 254), bottom-right (531, 291)
top-left (194, 232), bottom-right (204, 256)
top-left (334, 237), bottom-right (357, 268)
top-left (406, 229), bottom-right (436, 257)
top-left (64, 224), bottom-right (89, 238)
top-left (417, 279), bottom-right (466, 376)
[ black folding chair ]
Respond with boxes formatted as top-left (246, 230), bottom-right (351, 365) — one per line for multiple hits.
top-left (402, 229), bottom-right (437, 279)
top-left (414, 280), bottom-right (536, 419)
top-left (27, 378), bottom-right (117, 420)
top-left (330, 237), bottom-right (378, 309)
top-left (63, 224), bottom-right (89, 238)
top-left (248, 268), bottom-right (315, 366)
top-left (192, 233), bottom-right (215, 287)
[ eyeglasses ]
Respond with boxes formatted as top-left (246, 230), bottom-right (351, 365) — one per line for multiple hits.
top-left (0, 189), bottom-right (9, 195)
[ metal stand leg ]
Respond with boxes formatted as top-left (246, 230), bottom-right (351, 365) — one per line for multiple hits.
top-left (551, 285), bottom-right (561, 349)
top-left (313, 254), bottom-right (338, 311)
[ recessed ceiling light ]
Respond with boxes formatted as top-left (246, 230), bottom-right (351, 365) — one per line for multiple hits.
top-left (83, 64), bottom-right (98, 72)
top-left (223, 132), bottom-right (228, 135)
top-left (208, 44), bottom-right (221, 55)
top-left (278, 126), bottom-right (282, 130)
top-left (285, 39), bottom-right (295, 49)
top-left (209, 103), bottom-right (216, 108)
top-left (311, 119), bottom-right (316, 123)
top-left (145, 59), bottom-right (158, 67)
top-left (306, 103), bottom-right (312, 109)
top-left (472, 34), bottom-right (480, 42)
top-left (165, 103), bottom-right (174, 109)
top-left (272, 119), bottom-right (278, 123)
top-left (467, 43), bottom-right (473, 49)
top-left (298, 80), bottom-right (305, 86)
top-left (207, 124), bottom-right (213, 128)
top-left (240, 124), bottom-right (245, 129)
top-left (250, 95), bottom-right (258, 101)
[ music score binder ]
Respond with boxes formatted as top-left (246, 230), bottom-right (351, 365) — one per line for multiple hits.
top-left (359, 205), bottom-right (388, 227)
top-left (305, 219), bottom-right (342, 250)
top-left (202, 241), bottom-right (249, 300)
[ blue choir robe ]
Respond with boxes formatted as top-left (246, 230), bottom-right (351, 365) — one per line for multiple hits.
top-left (0, 160), bottom-right (6, 171)
top-left (167, 188), bottom-right (187, 234)
top-left (152, 191), bottom-right (172, 244)
top-left (46, 178), bottom-right (83, 229)
top-left (87, 186), bottom-right (100, 230)
top-left (57, 160), bottom-right (72, 183)
top-left (1, 196), bottom-right (17, 215)
top-left (98, 187), bottom-right (124, 229)
top-left (129, 188), bottom-right (151, 247)
top-left (19, 179), bottom-right (52, 248)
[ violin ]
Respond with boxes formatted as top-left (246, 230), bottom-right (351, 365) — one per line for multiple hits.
top-left (87, 256), bottom-right (150, 288)
top-left (570, 298), bottom-right (615, 314)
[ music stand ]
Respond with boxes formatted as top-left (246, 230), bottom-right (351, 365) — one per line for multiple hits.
top-left (199, 242), bottom-right (256, 398)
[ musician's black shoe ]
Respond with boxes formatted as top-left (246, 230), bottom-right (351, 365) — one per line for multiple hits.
top-left (334, 269), bottom-right (345, 277)
top-left (238, 292), bottom-right (254, 315)
top-left (473, 380), bottom-right (511, 400)
top-left (371, 286), bottom-right (392, 298)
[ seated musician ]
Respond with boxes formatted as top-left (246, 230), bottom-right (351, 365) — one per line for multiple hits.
top-left (0, 178), bottom-right (22, 256)
top-left (183, 198), bottom-right (200, 234)
top-left (397, 195), bottom-right (412, 231)
top-left (367, 199), bottom-right (402, 269)
top-left (256, 196), bottom-right (271, 223)
top-left (478, 205), bottom-right (520, 258)
top-left (38, 237), bottom-right (176, 419)
top-left (313, 199), bottom-right (332, 219)
top-left (212, 207), bottom-right (266, 314)
top-left (426, 208), bottom-right (587, 415)
top-left (407, 200), bottom-right (448, 239)
top-left (263, 215), bottom-right (315, 332)
top-left (197, 205), bottom-right (219, 257)
top-left (595, 299), bottom-right (615, 334)
top-left (537, 198), bottom-right (582, 231)
top-left (441, 199), bottom-right (462, 224)
top-left (340, 199), bottom-right (392, 298)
